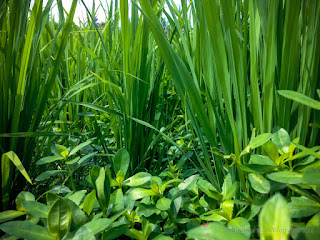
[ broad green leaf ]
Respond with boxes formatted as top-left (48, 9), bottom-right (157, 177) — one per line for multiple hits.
top-left (0, 221), bottom-right (55, 240)
top-left (240, 164), bottom-right (276, 174)
top-left (55, 144), bottom-right (68, 155)
top-left (224, 182), bottom-right (239, 200)
top-left (66, 190), bottom-right (87, 206)
top-left (78, 152), bottom-right (98, 165)
top-left (271, 127), bottom-right (291, 154)
top-left (36, 156), bottom-right (64, 165)
top-left (47, 199), bottom-right (72, 239)
top-left (197, 178), bottom-right (222, 201)
top-left (249, 155), bottom-right (277, 166)
top-left (64, 199), bottom-right (88, 230)
top-left (94, 167), bottom-right (111, 214)
top-left (199, 210), bottom-right (226, 222)
top-left (241, 134), bottom-right (272, 155)
top-left (73, 226), bottom-right (95, 240)
top-left (83, 190), bottom-right (96, 216)
top-left (228, 217), bottom-right (251, 239)
top-left (65, 157), bottom-right (80, 165)
top-left (187, 222), bottom-right (247, 240)
top-left (0, 210), bottom-right (26, 223)
top-left (222, 200), bottom-right (234, 221)
top-left (302, 168), bottom-right (320, 185)
top-left (103, 224), bottom-right (130, 240)
top-left (267, 171), bottom-right (303, 184)
top-left (69, 140), bottom-right (92, 156)
top-left (249, 133), bottom-right (273, 149)
top-left (50, 185), bottom-right (71, 194)
top-left (290, 197), bottom-right (320, 218)
top-left (77, 209), bottom-right (126, 235)
top-left (110, 188), bottom-right (124, 212)
top-left (35, 170), bottom-right (68, 181)
top-left (172, 174), bottom-right (199, 200)
top-left (156, 198), bottom-right (171, 211)
top-left (22, 201), bottom-right (49, 218)
top-left (278, 90), bottom-right (320, 110)
top-left (114, 148), bottom-right (130, 176)
top-left (262, 141), bottom-right (279, 163)
top-left (305, 213), bottom-right (320, 240)
top-left (222, 174), bottom-right (233, 197)
top-left (259, 194), bottom-right (291, 240)
top-left (248, 173), bottom-right (270, 194)
top-left (123, 172), bottom-right (152, 187)
top-left (128, 188), bottom-right (156, 201)
top-left (15, 191), bottom-right (35, 211)
top-left (141, 216), bottom-right (157, 238)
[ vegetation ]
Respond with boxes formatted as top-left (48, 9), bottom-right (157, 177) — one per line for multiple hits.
top-left (0, 0), bottom-right (319, 239)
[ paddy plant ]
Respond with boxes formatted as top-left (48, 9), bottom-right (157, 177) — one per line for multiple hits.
top-left (0, 0), bottom-right (319, 239)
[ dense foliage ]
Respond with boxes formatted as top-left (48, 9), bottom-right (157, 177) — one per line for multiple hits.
top-left (0, 0), bottom-right (320, 239)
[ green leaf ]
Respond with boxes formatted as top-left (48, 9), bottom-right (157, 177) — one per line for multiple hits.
top-left (289, 197), bottom-right (320, 218)
top-left (83, 190), bottom-right (96, 216)
top-left (66, 190), bottom-right (87, 206)
top-left (15, 191), bottom-right (35, 212)
top-left (172, 174), bottom-right (199, 200)
top-left (278, 90), bottom-right (320, 110)
top-left (78, 152), bottom-right (98, 165)
top-left (94, 167), bottom-right (111, 214)
top-left (55, 144), bottom-right (68, 155)
top-left (240, 164), bottom-right (276, 174)
top-left (102, 224), bottom-right (130, 240)
top-left (271, 127), bottom-right (291, 154)
top-left (224, 182), bottom-right (239, 200)
top-left (302, 168), bottom-right (320, 185)
top-left (262, 141), bottom-right (279, 163)
top-left (305, 213), bottom-right (320, 240)
top-left (36, 156), bottom-right (64, 165)
top-left (73, 226), bottom-right (95, 240)
top-left (241, 134), bottom-right (272, 155)
top-left (259, 194), bottom-right (291, 240)
top-left (228, 217), bottom-right (251, 239)
top-left (128, 188), bottom-right (156, 201)
top-left (249, 155), bottom-right (277, 166)
top-left (2, 151), bottom-right (32, 184)
top-left (35, 170), bottom-right (68, 181)
top-left (197, 178), bottom-right (222, 201)
top-left (69, 140), bottom-right (92, 156)
top-left (65, 157), bottom-right (80, 165)
top-left (187, 222), bottom-right (247, 240)
top-left (0, 221), bottom-right (55, 240)
top-left (64, 199), bottom-right (88, 230)
top-left (47, 199), bottom-right (72, 239)
top-left (199, 210), bottom-right (226, 222)
top-left (22, 201), bottom-right (49, 218)
top-left (267, 171), bottom-right (303, 184)
top-left (123, 172), bottom-right (152, 187)
top-left (0, 210), bottom-right (26, 223)
top-left (248, 173), bottom-right (270, 194)
top-left (114, 148), bottom-right (130, 176)
top-left (222, 200), bottom-right (234, 221)
top-left (110, 188), bottom-right (124, 212)
top-left (156, 198), bottom-right (172, 211)
top-left (77, 209), bottom-right (126, 235)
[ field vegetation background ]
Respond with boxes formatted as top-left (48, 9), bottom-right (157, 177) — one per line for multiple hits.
top-left (0, 0), bottom-right (320, 239)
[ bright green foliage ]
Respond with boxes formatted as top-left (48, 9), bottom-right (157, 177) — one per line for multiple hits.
top-left (0, 0), bottom-right (319, 239)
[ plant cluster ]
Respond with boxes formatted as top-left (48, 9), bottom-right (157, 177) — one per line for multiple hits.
top-left (0, 0), bottom-right (320, 239)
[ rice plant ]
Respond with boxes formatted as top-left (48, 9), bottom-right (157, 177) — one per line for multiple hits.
top-left (0, 0), bottom-right (319, 239)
